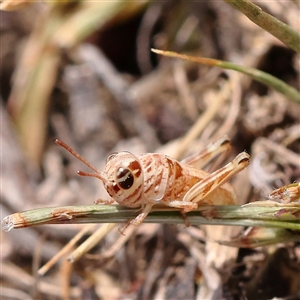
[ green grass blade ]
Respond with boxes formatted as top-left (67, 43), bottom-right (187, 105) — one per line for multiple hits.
top-left (151, 49), bottom-right (300, 105)
top-left (2, 204), bottom-right (300, 231)
top-left (224, 0), bottom-right (300, 53)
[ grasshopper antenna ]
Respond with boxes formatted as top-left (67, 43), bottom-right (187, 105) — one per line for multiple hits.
top-left (55, 139), bottom-right (106, 182)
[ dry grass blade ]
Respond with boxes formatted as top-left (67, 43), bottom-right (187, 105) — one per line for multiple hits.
top-left (0, 0), bottom-right (36, 11)
top-left (220, 227), bottom-right (300, 248)
top-left (68, 223), bottom-right (116, 263)
top-left (7, 1), bottom-right (149, 165)
top-left (38, 224), bottom-right (97, 276)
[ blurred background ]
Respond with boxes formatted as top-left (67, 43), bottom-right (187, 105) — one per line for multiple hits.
top-left (1, 1), bottom-right (299, 299)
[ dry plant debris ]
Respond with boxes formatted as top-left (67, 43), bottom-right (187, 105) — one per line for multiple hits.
top-left (1, 1), bottom-right (299, 299)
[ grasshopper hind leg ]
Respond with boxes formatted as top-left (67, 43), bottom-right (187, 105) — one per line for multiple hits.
top-left (181, 135), bottom-right (231, 169)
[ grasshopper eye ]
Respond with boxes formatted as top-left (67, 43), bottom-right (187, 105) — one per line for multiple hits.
top-left (116, 167), bottom-right (134, 189)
